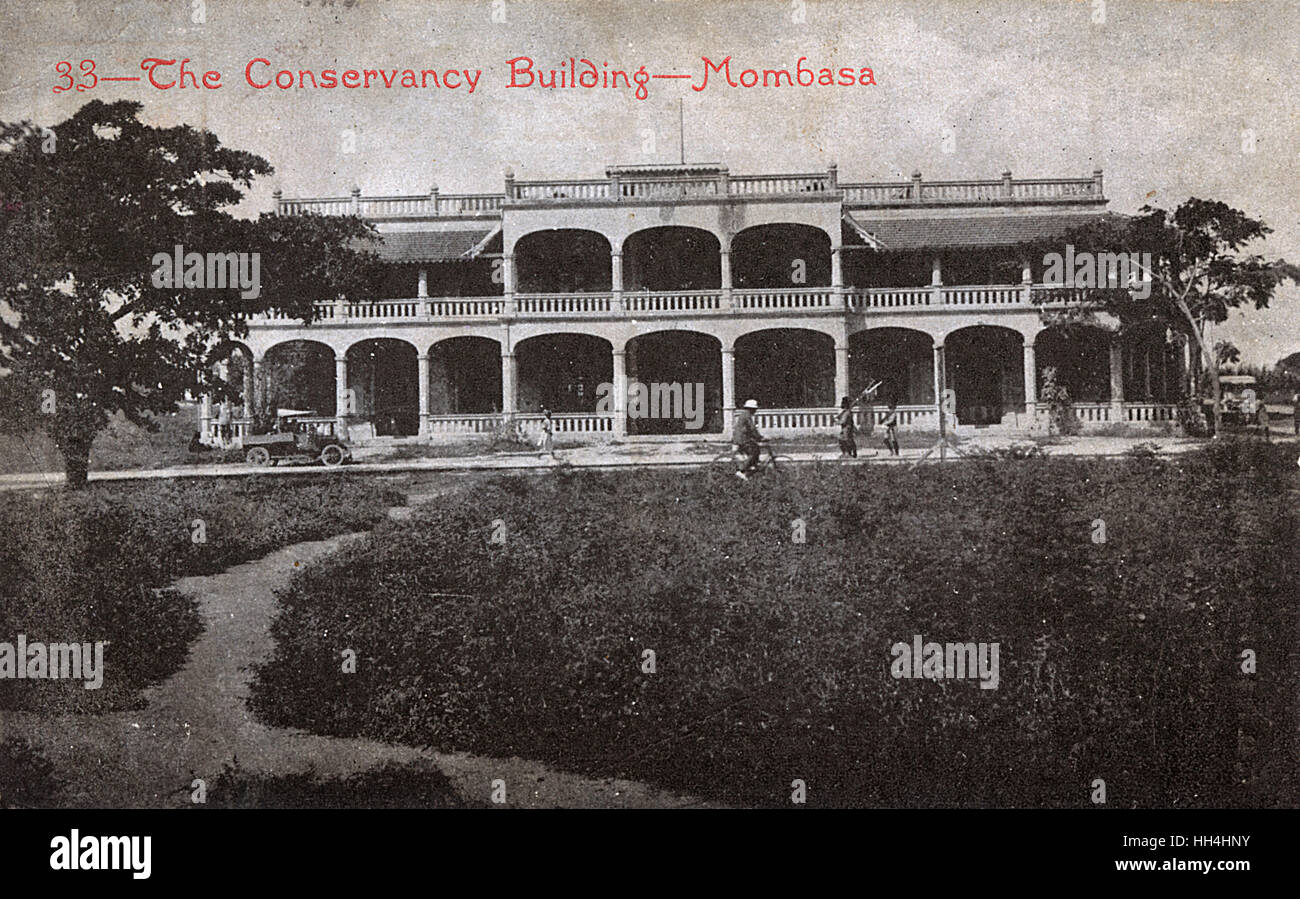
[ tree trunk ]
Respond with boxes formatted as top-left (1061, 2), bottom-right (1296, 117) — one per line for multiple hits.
top-left (55, 427), bottom-right (94, 490)
top-left (1178, 302), bottom-right (1223, 437)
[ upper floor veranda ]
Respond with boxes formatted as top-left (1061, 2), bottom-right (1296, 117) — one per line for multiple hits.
top-left (250, 162), bottom-right (1115, 340)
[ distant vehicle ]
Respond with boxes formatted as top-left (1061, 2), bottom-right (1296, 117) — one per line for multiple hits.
top-left (243, 409), bottom-right (351, 467)
top-left (1217, 374), bottom-right (1258, 427)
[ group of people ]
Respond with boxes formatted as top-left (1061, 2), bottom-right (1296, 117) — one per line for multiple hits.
top-left (731, 392), bottom-right (900, 480)
top-left (835, 394), bottom-right (900, 459)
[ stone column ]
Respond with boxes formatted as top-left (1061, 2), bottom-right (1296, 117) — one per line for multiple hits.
top-left (253, 357), bottom-right (266, 418)
top-left (719, 247), bottom-right (732, 311)
top-left (501, 350), bottom-right (517, 420)
top-left (335, 355), bottom-right (349, 421)
top-left (417, 268), bottom-right (428, 298)
top-left (931, 256), bottom-right (944, 306)
top-left (417, 352), bottom-right (431, 435)
top-left (612, 348), bottom-right (627, 438)
top-left (831, 246), bottom-right (846, 309)
top-left (502, 253), bottom-right (516, 317)
top-left (1023, 343), bottom-right (1038, 413)
top-left (1109, 340), bottom-right (1125, 421)
top-left (835, 344), bottom-right (850, 406)
top-left (933, 344), bottom-right (946, 423)
top-left (243, 359), bottom-right (256, 419)
top-left (611, 251), bottom-right (623, 311)
top-left (721, 345), bottom-right (736, 436)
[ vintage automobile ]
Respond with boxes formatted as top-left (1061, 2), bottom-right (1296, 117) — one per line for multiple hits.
top-left (243, 410), bottom-right (352, 467)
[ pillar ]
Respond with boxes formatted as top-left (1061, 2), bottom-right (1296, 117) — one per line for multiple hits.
top-left (933, 344), bottom-right (946, 423)
top-left (831, 246), bottom-right (846, 309)
top-left (1109, 340), bottom-right (1124, 419)
top-left (611, 251), bottom-right (623, 310)
top-left (417, 353), bottom-right (431, 434)
top-left (334, 355), bottom-right (349, 420)
top-left (612, 349), bottom-right (627, 438)
top-left (417, 268), bottom-right (428, 298)
top-left (721, 345), bottom-right (736, 435)
top-left (720, 246), bottom-right (732, 310)
top-left (834, 344), bottom-right (850, 406)
top-left (931, 256), bottom-right (944, 306)
top-left (501, 350), bottom-right (517, 419)
top-left (1023, 343), bottom-right (1037, 413)
top-left (502, 253), bottom-right (516, 316)
top-left (243, 358), bottom-right (256, 419)
top-left (252, 357), bottom-right (266, 418)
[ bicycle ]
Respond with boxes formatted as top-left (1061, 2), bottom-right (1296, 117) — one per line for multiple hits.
top-left (709, 441), bottom-right (795, 479)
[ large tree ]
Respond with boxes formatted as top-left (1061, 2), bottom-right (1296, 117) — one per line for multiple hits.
top-left (1021, 199), bottom-right (1298, 435)
top-left (0, 100), bottom-right (380, 486)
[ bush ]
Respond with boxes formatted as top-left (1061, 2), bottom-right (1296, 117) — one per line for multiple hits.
top-left (0, 737), bottom-right (62, 807)
top-left (200, 758), bottom-right (471, 809)
top-left (250, 448), bottom-right (1298, 808)
top-left (0, 475), bottom-right (403, 712)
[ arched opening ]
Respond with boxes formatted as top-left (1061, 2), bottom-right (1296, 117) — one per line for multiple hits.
top-left (623, 227), bottom-right (721, 291)
top-left (1036, 325), bottom-right (1112, 403)
top-left (624, 330), bottom-right (723, 435)
top-left (347, 338), bottom-right (419, 436)
top-left (731, 224), bottom-right (832, 289)
top-left (735, 329), bottom-right (835, 408)
top-left (206, 341), bottom-right (255, 419)
top-left (514, 229), bottom-right (612, 293)
top-left (1122, 328), bottom-right (1183, 403)
top-left (428, 336), bottom-right (502, 414)
top-left (515, 333), bottom-right (612, 414)
top-left (848, 328), bottom-right (935, 406)
top-left (264, 340), bottom-right (336, 419)
top-left (945, 326), bottom-right (1025, 426)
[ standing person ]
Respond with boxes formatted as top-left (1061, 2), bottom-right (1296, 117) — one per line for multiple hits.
top-left (538, 406), bottom-right (556, 458)
top-left (217, 400), bottom-right (232, 448)
top-left (882, 400), bottom-right (900, 456)
top-left (734, 398), bottom-right (764, 479)
top-left (1255, 401), bottom-right (1271, 442)
top-left (837, 396), bottom-right (858, 458)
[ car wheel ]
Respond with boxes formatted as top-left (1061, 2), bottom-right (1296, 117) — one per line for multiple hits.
top-left (245, 446), bottom-right (271, 466)
top-left (320, 444), bottom-right (345, 467)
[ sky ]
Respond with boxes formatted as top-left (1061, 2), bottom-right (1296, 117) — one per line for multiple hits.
top-left (2, 0), bottom-right (1296, 364)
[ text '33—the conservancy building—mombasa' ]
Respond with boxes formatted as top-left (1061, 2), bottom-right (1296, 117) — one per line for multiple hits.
top-left (205, 162), bottom-right (1186, 444)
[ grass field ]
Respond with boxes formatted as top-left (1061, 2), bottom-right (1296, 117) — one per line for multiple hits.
top-left (248, 440), bottom-right (1299, 807)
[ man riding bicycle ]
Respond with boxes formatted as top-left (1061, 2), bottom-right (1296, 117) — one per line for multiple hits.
top-left (734, 398), bottom-right (764, 480)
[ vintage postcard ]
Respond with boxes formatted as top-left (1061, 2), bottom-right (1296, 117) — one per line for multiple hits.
top-left (0, 0), bottom-right (1295, 880)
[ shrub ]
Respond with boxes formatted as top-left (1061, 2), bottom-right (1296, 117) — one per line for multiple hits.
top-left (0, 475), bottom-right (402, 712)
top-left (200, 758), bottom-right (470, 809)
top-left (249, 448), bottom-right (1298, 807)
top-left (0, 737), bottom-right (62, 807)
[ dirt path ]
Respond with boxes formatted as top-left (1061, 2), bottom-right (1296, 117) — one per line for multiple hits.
top-left (2, 524), bottom-right (717, 808)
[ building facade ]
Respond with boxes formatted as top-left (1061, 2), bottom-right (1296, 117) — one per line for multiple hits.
top-left (207, 162), bottom-right (1186, 443)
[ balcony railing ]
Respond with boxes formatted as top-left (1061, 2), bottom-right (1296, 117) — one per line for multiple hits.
top-left (246, 283), bottom-right (1110, 326)
top-left (276, 168), bottom-right (1104, 217)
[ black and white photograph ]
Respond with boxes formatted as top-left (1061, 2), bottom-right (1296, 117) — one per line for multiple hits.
top-left (0, 0), bottom-right (1296, 880)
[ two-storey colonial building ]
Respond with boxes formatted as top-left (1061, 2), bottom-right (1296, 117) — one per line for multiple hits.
top-left (206, 162), bottom-right (1185, 444)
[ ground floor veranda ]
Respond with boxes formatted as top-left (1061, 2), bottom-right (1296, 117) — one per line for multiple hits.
top-left (203, 314), bottom-right (1186, 444)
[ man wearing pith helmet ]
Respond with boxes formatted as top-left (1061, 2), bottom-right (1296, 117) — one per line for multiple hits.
top-left (734, 398), bottom-right (764, 479)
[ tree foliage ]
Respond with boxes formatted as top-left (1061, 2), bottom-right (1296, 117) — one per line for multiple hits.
top-left (0, 100), bottom-right (381, 486)
top-left (1018, 199), bottom-right (1299, 434)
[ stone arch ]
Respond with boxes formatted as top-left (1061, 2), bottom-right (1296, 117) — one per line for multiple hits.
top-left (734, 328), bottom-right (835, 408)
top-left (731, 223), bottom-right (832, 289)
top-left (623, 226), bottom-right (721, 291)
